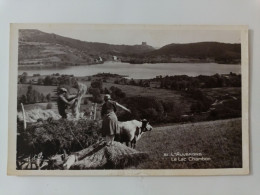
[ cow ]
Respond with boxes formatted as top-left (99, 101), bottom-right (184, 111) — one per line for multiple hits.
top-left (115, 119), bottom-right (152, 148)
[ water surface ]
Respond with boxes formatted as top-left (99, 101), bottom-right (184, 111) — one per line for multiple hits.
top-left (18, 61), bottom-right (241, 79)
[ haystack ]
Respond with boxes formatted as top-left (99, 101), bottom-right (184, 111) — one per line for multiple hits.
top-left (71, 82), bottom-right (87, 120)
top-left (17, 109), bottom-right (61, 123)
top-left (63, 141), bottom-right (148, 170)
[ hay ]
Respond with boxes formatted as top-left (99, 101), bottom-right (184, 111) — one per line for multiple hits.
top-left (17, 109), bottom-right (61, 123)
top-left (64, 141), bottom-right (149, 170)
top-left (17, 119), bottom-right (102, 160)
top-left (71, 83), bottom-right (87, 119)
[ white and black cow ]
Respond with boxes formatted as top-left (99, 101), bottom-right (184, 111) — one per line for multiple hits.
top-left (115, 119), bottom-right (152, 148)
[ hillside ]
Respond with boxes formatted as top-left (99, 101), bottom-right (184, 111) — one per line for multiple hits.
top-left (18, 29), bottom-right (241, 67)
top-left (18, 29), bottom-right (155, 66)
top-left (136, 118), bottom-right (242, 169)
top-left (148, 42), bottom-right (241, 64)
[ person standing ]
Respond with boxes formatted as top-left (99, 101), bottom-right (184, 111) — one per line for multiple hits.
top-left (101, 94), bottom-right (131, 146)
top-left (57, 88), bottom-right (77, 119)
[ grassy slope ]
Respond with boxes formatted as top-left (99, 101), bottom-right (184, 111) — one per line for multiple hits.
top-left (201, 87), bottom-right (241, 98)
top-left (79, 80), bottom-right (195, 114)
top-left (135, 118), bottom-right (242, 169)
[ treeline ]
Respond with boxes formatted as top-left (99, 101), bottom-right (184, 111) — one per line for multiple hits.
top-left (113, 73), bottom-right (241, 90)
top-left (17, 85), bottom-right (52, 108)
top-left (116, 96), bottom-right (182, 124)
top-left (37, 75), bottom-right (78, 86)
top-left (152, 73), bottom-right (241, 90)
top-left (115, 94), bottom-right (241, 124)
top-left (18, 72), bottom-right (78, 86)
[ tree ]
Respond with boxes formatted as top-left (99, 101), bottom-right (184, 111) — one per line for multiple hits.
top-left (110, 86), bottom-right (126, 99)
top-left (46, 103), bottom-right (53, 109)
top-left (37, 78), bottom-right (44, 85)
top-left (129, 79), bottom-right (136, 85)
top-left (103, 88), bottom-right (110, 94)
top-left (26, 85), bottom-right (42, 103)
top-left (46, 93), bottom-right (51, 102)
top-left (91, 80), bottom-right (103, 92)
top-left (40, 93), bottom-right (45, 102)
top-left (44, 76), bottom-right (52, 85)
top-left (17, 95), bottom-right (27, 110)
top-left (89, 88), bottom-right (103, 103)
top-left (20, 72), bottom-right (28, 84)
top-left (26, 85), bottom-right (33, 103)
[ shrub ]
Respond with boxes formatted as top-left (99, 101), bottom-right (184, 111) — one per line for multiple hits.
top-left (17, 119), bottom-right (102, 158)
top-left (110, 86), bottom-right (126, 100)
top-left (46, 103), bottom-right (53, 109)
top-left (91, 80), bottom-right (103, 92)
top-left (89, 88), bottom-right (103, 103)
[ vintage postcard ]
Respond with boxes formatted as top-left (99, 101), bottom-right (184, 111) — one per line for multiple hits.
top-left (8, 24), bottom-right (249, 176)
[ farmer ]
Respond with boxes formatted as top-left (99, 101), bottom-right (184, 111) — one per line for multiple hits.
top-left (57, 88), bottom-right (78, 119)
top-left (101, 94), bottom-right (131, 146)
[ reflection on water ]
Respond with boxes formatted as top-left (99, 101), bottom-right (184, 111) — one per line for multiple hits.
top-left (18, 61), bottom-right (241, 79)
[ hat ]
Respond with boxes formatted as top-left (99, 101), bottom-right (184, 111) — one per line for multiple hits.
top-left (59, 88), bottom-right (68, 93)
top-left (104, 94), bottom-right (111, 101)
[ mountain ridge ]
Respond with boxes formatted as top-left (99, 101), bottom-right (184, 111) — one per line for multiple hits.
top-left (18, 29), bottom-right (241, 66)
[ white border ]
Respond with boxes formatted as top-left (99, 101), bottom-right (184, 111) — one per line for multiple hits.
top-left (8, 24), bottom-right (249, 176)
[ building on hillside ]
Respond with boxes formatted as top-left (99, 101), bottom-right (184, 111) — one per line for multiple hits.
top-left (113, 56), bottom-right (118, 61)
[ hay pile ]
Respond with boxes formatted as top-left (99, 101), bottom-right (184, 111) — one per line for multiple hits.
top-left (63, 141), bottom-right (149, 170)
top-left (17, 119), bottom-right (102, 160)
top-left (17, 109), bottom-right (61, 123)
top-left (71, 83), bottom-right (87, 120)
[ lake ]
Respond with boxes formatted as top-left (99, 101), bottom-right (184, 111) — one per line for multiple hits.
top-left (18, 61), bottom-right (241, 79)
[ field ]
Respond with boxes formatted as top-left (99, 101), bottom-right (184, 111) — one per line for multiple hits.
top-left (18, 81), bottom-right (195, 116)
top-left (18, 84), bottom-right (57, 96)
top-left (135, 118), bottom-right (242, 169)
top-left (201, 87), bottom-right (241, 99)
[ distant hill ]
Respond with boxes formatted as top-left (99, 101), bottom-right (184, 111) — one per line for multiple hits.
top-left (147, 42), bottom-right (241, 64)
top-left (18, 29), bottom-right (241, 67)
top-left (18, 29), bottom-right (155, 66)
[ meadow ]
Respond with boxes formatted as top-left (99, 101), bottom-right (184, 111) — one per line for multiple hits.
top-left (135, 118), bottom-right (242, 169)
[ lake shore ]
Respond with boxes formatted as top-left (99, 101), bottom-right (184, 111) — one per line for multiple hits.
top-left (18, 61), bottom-right (241, 79)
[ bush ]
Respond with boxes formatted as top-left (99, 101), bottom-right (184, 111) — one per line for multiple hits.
top-left (89, 88), bottom-right (103, 103)
top-left (17, 119), bottom-right (102, 158)
top-left (110, 86), bottom-right (126, 100)
top-left (91, 80), bottom-right (103, 92)
top-left (46, 103), bottom-right (53, 109)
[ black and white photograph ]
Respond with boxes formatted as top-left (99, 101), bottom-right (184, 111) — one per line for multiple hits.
top-left (8, 24), bottom-right (249, 175)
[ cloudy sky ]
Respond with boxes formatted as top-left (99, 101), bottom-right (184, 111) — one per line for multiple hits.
top-left (35, 24), bottom-right (241, 48)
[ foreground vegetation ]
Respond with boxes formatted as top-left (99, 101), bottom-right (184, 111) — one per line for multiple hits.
top-left (17, 119), bottom-right (102, 161)
top-left (17, 118), bottom-right (242, 169)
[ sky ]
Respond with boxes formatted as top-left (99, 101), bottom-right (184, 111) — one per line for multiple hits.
top-left (35, 25), bottom-right (241, 48)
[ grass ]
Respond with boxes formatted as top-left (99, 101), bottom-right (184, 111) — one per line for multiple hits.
top-left (135, 118), bottom-right (242, 169)
top-left (77, 79), bottom-right (195, 114)
top-left (201, 87), bottom-right (241, 99)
